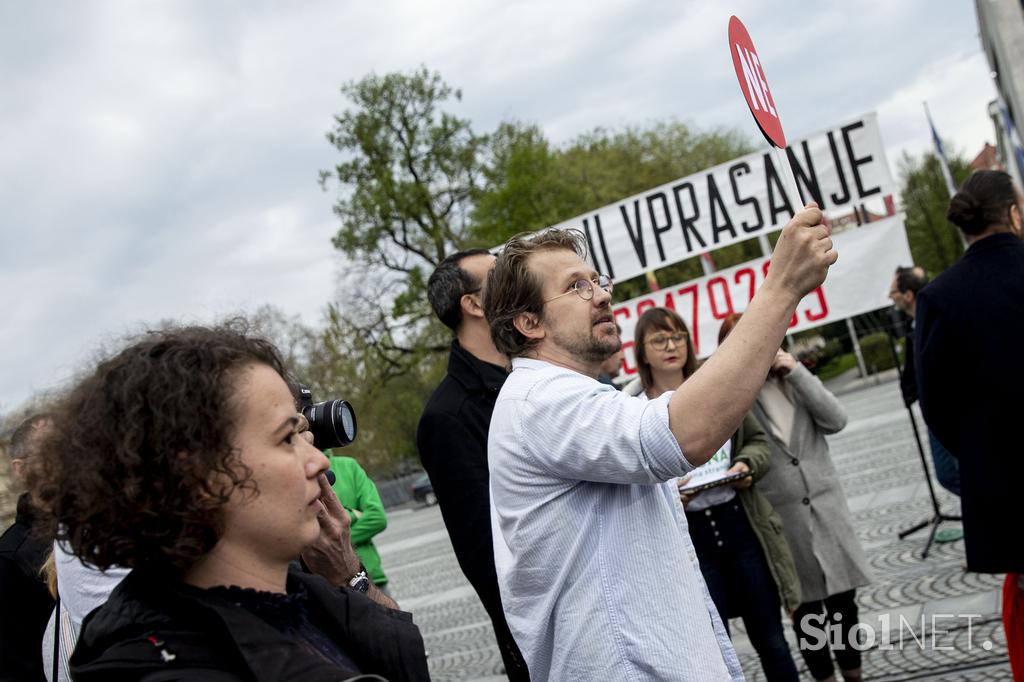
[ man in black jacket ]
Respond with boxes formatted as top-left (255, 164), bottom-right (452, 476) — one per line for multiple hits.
top-left (0, 415), bottom-right (55, 682)
top-left (417, 249), bottom-right (529, 680)
top-left (889, 265), bottom-right (960, 497)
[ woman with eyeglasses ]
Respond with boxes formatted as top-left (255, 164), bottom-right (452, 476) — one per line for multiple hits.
top-left (630, 307), bottom-right (801, 682)
top-left (719, 313), bottom-right (870, 682)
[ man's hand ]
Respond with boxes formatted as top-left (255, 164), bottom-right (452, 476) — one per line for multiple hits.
top-left (764, 203), bottom-right (837, 301)
top-left (770, 350), bottom-right (799, 377)
top-left (665, 205), bottom-right (833, 467)
top-left (726, 461), bottom-right (753, 490)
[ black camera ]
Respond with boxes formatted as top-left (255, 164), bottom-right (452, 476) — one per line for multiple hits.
top-left (296, 385), bottom-right (357, 451)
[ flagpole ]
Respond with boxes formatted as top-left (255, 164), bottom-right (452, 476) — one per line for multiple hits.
top-left (923, 101), bottom-right (967, 250)
top-left (993, 88), bottom-right (1024, 189)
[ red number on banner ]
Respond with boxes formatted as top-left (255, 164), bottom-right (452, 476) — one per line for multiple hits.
top-left (762, 260), bottom-right (798, 327)
top-left (804, 287), bottom-right (829, 321)
top-left (621, 340), bottom-right (637, 375)
top-left (662, 291), bottom-right (677, 312)
top-left (614, 307), bottom-right (630, 329)
top-left (676, 284), bottom-right (700, 354)
top-left (734, 267), bottom-right (757, 302)
top-left (707, 277), bottom-right (735, 320)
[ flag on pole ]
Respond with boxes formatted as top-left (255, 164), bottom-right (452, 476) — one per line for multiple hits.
top-left (924, 102), bottom-right (958, 198)
top-left (995, 92), bottom-right (1024, 186)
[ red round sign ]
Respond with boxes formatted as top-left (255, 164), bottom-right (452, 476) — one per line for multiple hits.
top-left (728, 16), bottom-right (786, 148)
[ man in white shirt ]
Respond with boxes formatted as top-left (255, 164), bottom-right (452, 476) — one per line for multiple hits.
top-left (482, 204), bottom-right (835, 681)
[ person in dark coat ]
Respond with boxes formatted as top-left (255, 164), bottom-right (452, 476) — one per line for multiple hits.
top-left (417, 249), bottom-right (530, 680)
top-left (915, 169), bottom-right (1024, 679)
top-left (27, 324), bottom-right (429, 681)
top-left (0, 414), bottom-right (54, 682)
top-left (888, 265), bottom-right (960, 497)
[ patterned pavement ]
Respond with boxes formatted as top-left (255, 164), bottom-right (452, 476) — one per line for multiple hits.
top-left (376, 378), bottom-right (1012, 680)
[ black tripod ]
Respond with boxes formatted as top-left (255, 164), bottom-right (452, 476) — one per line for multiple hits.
top-left (884, 312), bottom-right (960, 558)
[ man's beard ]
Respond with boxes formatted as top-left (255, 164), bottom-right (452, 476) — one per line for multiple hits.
top-left (547, 317), bottom-right (620, 364)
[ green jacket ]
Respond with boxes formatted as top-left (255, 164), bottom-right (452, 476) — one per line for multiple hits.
top-left (730, 413), bottom-right (802, 614)
top-left (327, 455), bottom-right (389, 586)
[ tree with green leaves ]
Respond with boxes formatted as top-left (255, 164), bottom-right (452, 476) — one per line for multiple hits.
top-left (472, 120), bottom-right (756, 298)
top-left (317, 68), bottom-right (493, 474)
top-left (320, 67), bottom-right (489, 368)
top-left (898, 150), bottom-right (971, 277)
top-left (318, 67), bottom-right (760, 473)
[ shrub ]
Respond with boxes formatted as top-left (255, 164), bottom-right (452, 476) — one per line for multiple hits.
top-left (858, 332), bottom-right (896, 373)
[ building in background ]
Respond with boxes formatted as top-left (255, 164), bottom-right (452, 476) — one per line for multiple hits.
top-left (970, 142), bottom-right (1002, 171)
top-left (976, 0), bottom-right (1024, 187)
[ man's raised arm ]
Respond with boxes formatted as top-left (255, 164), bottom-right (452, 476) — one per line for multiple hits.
top-left (667, 203), bottom-right (835, 465)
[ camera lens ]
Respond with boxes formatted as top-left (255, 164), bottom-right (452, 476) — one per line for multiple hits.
top-left (302, 399), bottom-right (357, 451)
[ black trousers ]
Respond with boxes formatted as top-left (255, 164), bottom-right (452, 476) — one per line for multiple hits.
top-left (491, 609), bottom-right (530, 681)
top-left (474, 580), bottom-right (530, 680)
top-left (792, 589), bottom-right (862, 680)
top-left (687, 500), bottom-right (799, 682)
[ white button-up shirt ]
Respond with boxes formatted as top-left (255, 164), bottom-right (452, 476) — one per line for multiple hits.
top-left (489, 357), bottom-right (744, 681)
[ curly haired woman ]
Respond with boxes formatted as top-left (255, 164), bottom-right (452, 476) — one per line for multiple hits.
top-left (29, 324), bottom-right (428, 681)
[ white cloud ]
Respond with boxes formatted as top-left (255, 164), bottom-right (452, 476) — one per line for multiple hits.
top-left (876, 50), bottom-right (997, 171)
top-left (0, 0), bottom-right (1005, 411)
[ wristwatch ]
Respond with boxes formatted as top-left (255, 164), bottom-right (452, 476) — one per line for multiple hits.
top-left (347, 567), bottom-right (370, 594)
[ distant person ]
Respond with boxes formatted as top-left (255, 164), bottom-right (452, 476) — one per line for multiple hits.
top-left (28, 325), bottom-right (428, 681)
top-left (1, 414), bottom-right (55, 682)
top-left (721, 314), bottom-right (871, 682)
top-left (42, 542), bottom-right (129, 682)
top-left (888, 265), bottom-right (960, 497)
top-left (915, 169), bottom-right (1024, 679)
top-left (327, 453), bottom-right (391, 595)
top-left (417, 249), bottom-right (529, 680)
top-left (8, 416), bottom-right (132, 682)
top-left (635, 307), bottom-right (801, 682)
top-left (483, 203), bottom-right (834, 681)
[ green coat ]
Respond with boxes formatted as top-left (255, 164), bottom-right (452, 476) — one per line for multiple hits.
top-left (730, 413), bottom-right (802, 614)
top-left (327, 455), bottom-right (389, 586)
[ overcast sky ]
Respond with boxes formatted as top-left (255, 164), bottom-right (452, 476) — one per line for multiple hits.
top-left (0, 0), bottom-right (998, 412)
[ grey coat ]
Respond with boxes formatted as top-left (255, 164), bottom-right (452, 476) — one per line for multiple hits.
top-left (750, 364), bottom-right (871, 603)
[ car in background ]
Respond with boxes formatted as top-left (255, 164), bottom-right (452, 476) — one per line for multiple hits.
top-left (411, 474), bottom-right (437, 506)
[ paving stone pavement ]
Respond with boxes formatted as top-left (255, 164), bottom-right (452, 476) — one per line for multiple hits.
top-left (376, 378), bottom-right (1012, 680)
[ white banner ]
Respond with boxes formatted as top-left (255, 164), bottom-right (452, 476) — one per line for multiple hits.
top-left (543, 112), bottom-right (895, 283)
top-left (612, 216), bottom-right (913, 379)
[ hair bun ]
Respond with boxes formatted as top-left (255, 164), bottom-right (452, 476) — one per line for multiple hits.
top-left (946, 192), bottom-right (984, 233)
